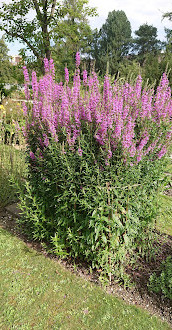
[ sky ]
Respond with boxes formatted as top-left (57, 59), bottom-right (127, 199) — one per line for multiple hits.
top-left (0, 0), bottom-right (172, 56)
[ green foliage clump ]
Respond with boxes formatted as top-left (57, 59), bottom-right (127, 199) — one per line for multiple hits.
top-left (148, 256), bottom-right (172, 300)
top-left (133, 24), bottom-right (162, 65)
top-left (18, 61), bottom-right (171, 283)
top-left (19, 135), bottom-right (167, 282)
top-left (0, 144), bottom-right (26, 209)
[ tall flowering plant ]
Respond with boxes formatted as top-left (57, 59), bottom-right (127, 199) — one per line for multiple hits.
top-left (23, 56), bottom-right (171, 165)
top-left (21, 54), bottom-right (171, 281)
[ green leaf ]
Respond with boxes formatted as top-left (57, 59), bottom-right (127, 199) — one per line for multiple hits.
top-left (101, 233), bottom-right (107, 244)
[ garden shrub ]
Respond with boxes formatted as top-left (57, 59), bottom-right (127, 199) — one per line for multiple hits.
top-left (148, 256), bottom-right (172, 300)
top-left (19, 53), bottom-right (172, 281)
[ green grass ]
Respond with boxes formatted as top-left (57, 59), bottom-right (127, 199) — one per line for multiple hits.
top-left (0, 227), bottom-right (170, 330)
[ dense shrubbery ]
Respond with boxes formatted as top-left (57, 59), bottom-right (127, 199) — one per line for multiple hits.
top-left (148, 256), bottom-right (172, 300)
top-left (19, 53), bottom-right (172, 281)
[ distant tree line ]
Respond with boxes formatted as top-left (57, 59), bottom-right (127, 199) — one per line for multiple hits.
top-left (0, 0), bottom-right (172, 86)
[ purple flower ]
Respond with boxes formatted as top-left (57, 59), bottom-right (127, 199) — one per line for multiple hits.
top-left (44, 58), bottom-right (49, 73)
top-left (107, 150), bottom-right (112, 159)
top-left (157, 146), bottom-right (167, 159)
top-left (78, 148), bottom-right (83, 156)
top-left (136, 155), bottom-right (142, 163)
top-left (65, 67), bottom-right (69, 84)
top-left (43, 134), bottom-right (49, 147)
top-left (30, 151), bottom-right (36, 160)
top-left (23, 66), bottom-right (30, 83)
top-left (49, 58), bottom-right (55, 78)
top-left (23, 57), bottom-right (171, 169)
top-left (137, 132), bottom-right (149, 151)
top-left (76, 52), bottom-right (80, 68)
top-left (105, 159), bottom-right (110, 166)
top-left (82, 70), bottom-right (87, 86)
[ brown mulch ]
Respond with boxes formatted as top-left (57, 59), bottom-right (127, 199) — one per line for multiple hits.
top-left (164, 188), bottom-right (172, 197)
top-left (0, 208), bottom-right (171, 326)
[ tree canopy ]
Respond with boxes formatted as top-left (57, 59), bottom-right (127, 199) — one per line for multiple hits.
top-left (0, 37), bottom-right (12, 83)
top-left (0, 0), bottom-right (96, 73)
top-left (52, 0), bottom-right (96, 76)
top-left (162, 9), bottom-right (172, 22)
top-left (164, 28), bottom-right (172, 52)
top-left (91, 10), bottom-right (132, 76)
top-left (1, 1), bottom-right (172, 88)
top-left (133, 23), bottom-right (162, 64)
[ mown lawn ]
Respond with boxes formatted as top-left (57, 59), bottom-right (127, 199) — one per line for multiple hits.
top-left (0, 227), bottom-right (170, 330)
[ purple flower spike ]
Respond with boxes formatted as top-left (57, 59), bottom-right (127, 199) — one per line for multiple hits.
top-left (76, 52), bottom-right (80, 68)
top-left (49, 58), bottom-right (55, 78)
top-left (23, 66), bottom-right (30, 83)
top-left (78, 148), bottom-right (83, 156)
top-left (23, 55), bottom-right (171, 168)
top-left (65, 67), bottom-right (69, 84)
top-left (83, 70), bottom-right (87, 86)
top-left (44, 58), bottom-right (49, 73)
top-left (30, 151), bottom-right (36, 160)
top-left (157, 146), bottom-right (167, 159)
top-left (107, 150), bottom-right (112, 159)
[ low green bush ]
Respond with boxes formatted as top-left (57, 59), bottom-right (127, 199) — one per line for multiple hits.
top-left (19, 140), bottom-right (167, 281)
top-left (148, 256), bottom-right (172, 300)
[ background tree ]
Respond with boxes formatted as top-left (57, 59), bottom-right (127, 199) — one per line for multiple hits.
top-left (52, 0), bottom-right (97, 77)
top-left (0, 0), bottom-right (57, 72)
top-left (91, 10), bottom-right (132, 76)
top-left (132, 23), bottom-right (162, 64)
top-left (0, 37), bottom-right (12, 83)
top-left (0, 37), bottom-right (17, 101)
top-left (162, 8), bottom-right (172, 22)
top-left (0, 0), bottom-right (96, 74)
top-left (163, 28), bottom-right (172, 53)
top-left (0, 37), bottom-right (24, 85)
top-left (118, 50), bottom-right (172, 89)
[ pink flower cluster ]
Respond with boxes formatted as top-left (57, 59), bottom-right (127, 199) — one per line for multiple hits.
top-left (23, 54), bottom-right (172, 164)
